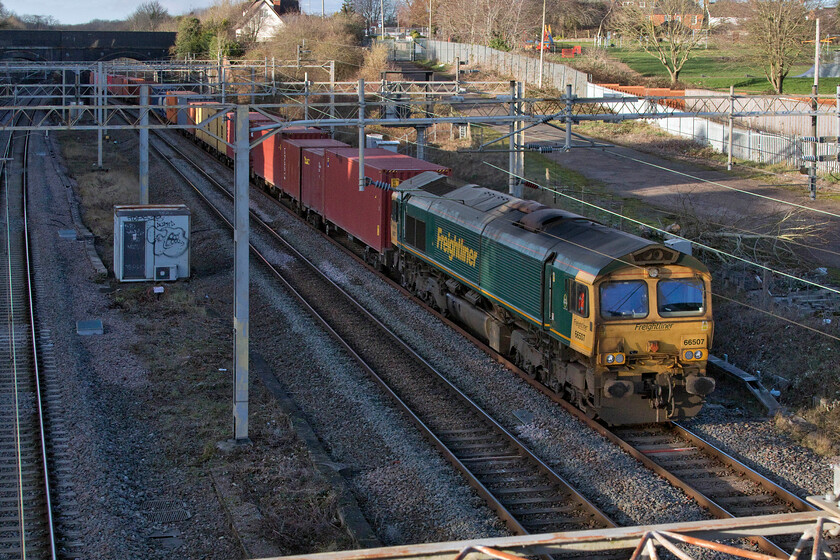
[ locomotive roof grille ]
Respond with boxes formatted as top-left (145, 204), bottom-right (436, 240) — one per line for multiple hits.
top-left (417, 175), bottom-right (460, 196)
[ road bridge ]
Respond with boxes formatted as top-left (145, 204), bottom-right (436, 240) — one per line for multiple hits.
top-left (0, 30), bottom-right (176, 62)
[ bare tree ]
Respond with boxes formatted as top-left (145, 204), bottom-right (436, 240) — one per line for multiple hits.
top-left (20, 14), bottom-right (58, 29)
top-left (436, 0), bottom-right (539, 47)
top-left (548, 0), bottom-right (606, 37)
top-left (129, 0), bottom-right (171, 31)
top-left (615, 0), bottom-right (708, 87)
top-left (351, 0), bottom-right (396, 32)
top-left (745, 0), bottom-right (810, 94)
top-left (236, 4), bottom-right (272, 44)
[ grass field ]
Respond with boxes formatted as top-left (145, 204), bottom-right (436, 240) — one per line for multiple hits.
top-left (607, 44), bottom-right (840, 93)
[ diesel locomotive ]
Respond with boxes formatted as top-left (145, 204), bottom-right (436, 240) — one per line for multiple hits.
top-left (389, 172), bottom-right (715, 425)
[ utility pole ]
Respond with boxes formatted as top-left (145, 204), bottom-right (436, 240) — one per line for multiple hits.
top-left (380, 0), bottom-right (385, 38)
top-left (810, 18), bottom-right (820, 200)
top-left (538, 0), bottom-right (546, 88)
top-left (727, 85), bottom-right (734, 171)
top-left (428, 0), bottom-right (432, 39)
top-left (508, 80), bottom-right (516, 194)
top-left (97, 61), bottom-right (103, 169)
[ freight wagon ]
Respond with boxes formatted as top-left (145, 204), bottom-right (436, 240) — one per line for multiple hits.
top-left (322, 148), bottom-right (450, 259)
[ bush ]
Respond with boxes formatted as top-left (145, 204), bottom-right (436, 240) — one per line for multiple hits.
top-left (358, 43), bottom-right (393, 83)
top-left (245, 13), bottom-right (366, 81)
top-left (489, 35), bottom-right (512, 52)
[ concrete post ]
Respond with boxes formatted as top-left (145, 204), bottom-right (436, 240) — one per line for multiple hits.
top-left (565, 84), bottom-right (573, 152)
top-left (251, 66), bottom-right (256, 104)
top-left (139, 85), bottom-right (149, 204)
top-left (508, 80), bottom-right (516, 194)
top-left (329, 61), bottom-right (336, 137)
top-left (416, 127), bottom-right (426, 160)
top-left (836, 85), bottom-right (839, 167)
top-left (358, 79), bottom-right (366, 191)
top-left (221, 64), bottom-right (226, 104)
top-left (727, 85), bottom-right (734, 171)
top-left (304, 73), bottom-right (310, 121)
top-left (811, 19), bottom-right (820, 200)
top-left (516, 81), bottom-right (525, 197)
top-left (61, 70), bottom-right (66, 123)
top-left (233, 104), bottom-right (250, 443)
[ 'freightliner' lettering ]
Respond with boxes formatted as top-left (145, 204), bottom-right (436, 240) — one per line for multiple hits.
top-left (634, 323), bottom-right (674, 331)
top-left (436, 228), bottom-right (478, 267)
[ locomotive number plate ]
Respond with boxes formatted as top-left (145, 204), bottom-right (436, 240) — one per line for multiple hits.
top-left (682, 336), bottom-right (706, 348)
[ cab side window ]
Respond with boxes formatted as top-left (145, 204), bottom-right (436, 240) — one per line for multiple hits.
top-left (564, 279), bottom-right (589, 318)
top-left (404, 214), bottom-right (426, 251)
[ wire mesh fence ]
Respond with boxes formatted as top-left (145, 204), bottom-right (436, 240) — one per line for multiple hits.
top-left (588, 83), bottom-right (840, 174)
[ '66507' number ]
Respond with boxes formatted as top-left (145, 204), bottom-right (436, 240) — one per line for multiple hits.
top-left (683, 338), bottom-right (705, 347)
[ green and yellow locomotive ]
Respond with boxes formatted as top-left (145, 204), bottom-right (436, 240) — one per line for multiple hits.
top-left (391, 172), bottom-right (714, 425)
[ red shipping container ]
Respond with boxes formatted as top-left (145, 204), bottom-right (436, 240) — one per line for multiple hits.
top-left (279, 126), bottom-right (328, 140)
top-left (251, 126), bottom-right (328, 189)
top-left (301, 148), bottom-right (328, 215)
top-left (281, 138), bottom-right (348, 200)
top-left (225, 111), bottom-right (274, 162)
top-left (323, 148), bottom-right (450, 253)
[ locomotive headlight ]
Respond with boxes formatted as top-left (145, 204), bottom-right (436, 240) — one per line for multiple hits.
top-left (648, 267), bottom-right (660, 278)
top-left (603, 353), bottom-right (625, 365)
top-left (684, 350), bottom-right (694, 360)
top-left (694, 350), bottom-right (703, 360)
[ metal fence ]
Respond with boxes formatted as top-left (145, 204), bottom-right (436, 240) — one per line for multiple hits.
top-left (420, 40), bottom-right (589, 96)
top-left (588, 83), bottom-right (840, 174)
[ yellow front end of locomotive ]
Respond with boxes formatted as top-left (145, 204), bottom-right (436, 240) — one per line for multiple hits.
top-left (592, 264), bottom-right (715, 424)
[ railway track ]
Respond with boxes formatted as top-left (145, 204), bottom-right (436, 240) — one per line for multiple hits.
top-left (0, 120), bottom-right (57, 557)
top-left (147, 125), bottom-right (619, 540)
top-left (146, 116), bottom-right (826, 556)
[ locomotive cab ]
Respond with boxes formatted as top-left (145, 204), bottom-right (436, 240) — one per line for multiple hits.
top-left (565, 251), bottom-right (715, 424)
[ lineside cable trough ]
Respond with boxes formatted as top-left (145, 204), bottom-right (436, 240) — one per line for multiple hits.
top-left (707, 355), bottom-right (781, 416)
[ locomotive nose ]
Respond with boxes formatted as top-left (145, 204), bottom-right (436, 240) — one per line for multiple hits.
top-left (685, 374), bottom-right (715, 396)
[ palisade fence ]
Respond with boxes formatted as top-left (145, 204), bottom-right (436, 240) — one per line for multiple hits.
top-left (588, 83), bottom-right (840, 174)
top-left (419, 40), bottom-right (589, 97)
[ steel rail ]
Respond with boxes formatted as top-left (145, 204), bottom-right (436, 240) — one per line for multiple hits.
top-left (142, 122), bottom-right (617, 543)
top-left (0, 95), bottom-right (57, 560)
top-left (2, 111), bottom-right (27, 560)
top-left (22, 118), bottom-right (57, 560)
